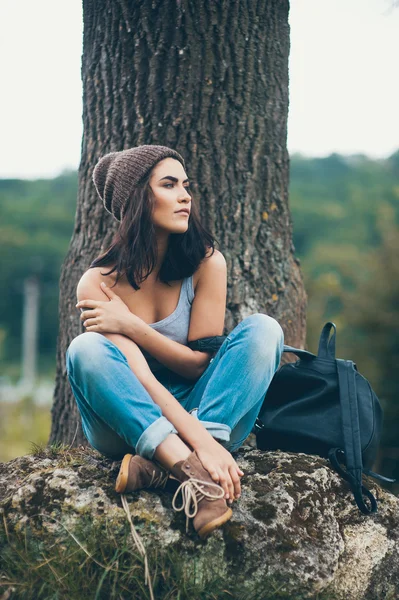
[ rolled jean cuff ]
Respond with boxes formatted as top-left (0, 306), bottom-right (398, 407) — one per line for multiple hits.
top-left (135, 416), bottom-right (178, 460)
top-left (189, 408), bottom-right (231, 443)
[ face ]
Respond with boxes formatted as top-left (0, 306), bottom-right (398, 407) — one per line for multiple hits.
top-left (148, 157), bottom-right (192, 234)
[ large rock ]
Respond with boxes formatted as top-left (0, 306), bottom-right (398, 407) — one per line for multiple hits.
top-left (0, 444), bottom-right (398, 599)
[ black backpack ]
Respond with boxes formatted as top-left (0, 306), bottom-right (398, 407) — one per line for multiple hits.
top-left (254, 322), bottom-right (395, 514)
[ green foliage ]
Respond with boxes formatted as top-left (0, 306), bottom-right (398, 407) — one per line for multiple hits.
top-left (290, 151), bottom-right (399, 260)
top-left (1, 151), bottom-right (398, 480)
top-left (290, 150), bottom-right (399, 485)
top-left (0, 397), bottom-right (51, 462)
top-left (0, 171), bottom-right (77, 373)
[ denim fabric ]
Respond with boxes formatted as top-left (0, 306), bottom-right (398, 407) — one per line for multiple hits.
top-left (65, 313), bottom-right (284, 460)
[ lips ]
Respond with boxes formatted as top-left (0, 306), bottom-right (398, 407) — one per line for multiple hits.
top-left (176, 209), bottom-right (190, 215)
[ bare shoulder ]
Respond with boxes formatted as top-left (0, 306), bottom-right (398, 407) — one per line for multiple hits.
top-left (76, 266), bottom-right (114, 302)
top-left (79, 265), bottom-right (116, 284)
top-left (77, 266), bottom-right (101, 288)
top-left (194, 248), bottom-right (227, 290)
top-left (202, 248), bottom-right (227, 271)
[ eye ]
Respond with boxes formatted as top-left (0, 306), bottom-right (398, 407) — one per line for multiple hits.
top-left (164, 183), bottom-right (191, 190)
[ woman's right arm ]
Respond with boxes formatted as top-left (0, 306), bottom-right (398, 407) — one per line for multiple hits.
top-left (143, 376), bottom-right (243, 501)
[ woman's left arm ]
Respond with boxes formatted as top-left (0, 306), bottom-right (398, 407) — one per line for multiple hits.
top-left (124, 249), bottom-right (227, 379)
top-left (126, 323), bottom-right (213, 380)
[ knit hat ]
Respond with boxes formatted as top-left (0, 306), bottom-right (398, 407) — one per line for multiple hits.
top-left (92, 145), bottom-right (186, 222)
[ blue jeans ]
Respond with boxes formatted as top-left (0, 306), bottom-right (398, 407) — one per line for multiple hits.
top-left (65, 313), bottom-right (284, 461)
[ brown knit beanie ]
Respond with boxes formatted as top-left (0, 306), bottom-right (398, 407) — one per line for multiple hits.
top-left (92, 145), bottom-right (186, 222)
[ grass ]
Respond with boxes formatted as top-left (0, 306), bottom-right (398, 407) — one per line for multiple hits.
top-left (0, 515), bottom-right (345, 600)
top-left (0, 395), bottom-right (51, 462)
top-left (0, 518), bottom-right (244, 600)
top-left (0, 445), bottom-right (346, 600)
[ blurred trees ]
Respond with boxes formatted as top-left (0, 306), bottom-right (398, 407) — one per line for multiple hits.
top-left (0, 152), bottom-right (398, 477)
top-left (0, 171), bottom-right (77, 376)
top-left (289, 151), bottom-right (399, 357)
top-left (289, 150), bottom-right (399, 483)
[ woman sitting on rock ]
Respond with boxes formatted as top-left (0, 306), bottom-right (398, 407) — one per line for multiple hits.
top-left (66, 144), bottom-right (284, 539)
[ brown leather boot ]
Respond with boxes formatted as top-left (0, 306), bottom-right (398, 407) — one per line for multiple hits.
top-left (170, 450), bottom-right (233, 539)
top-left (115, 454), bottom-right (171, 493)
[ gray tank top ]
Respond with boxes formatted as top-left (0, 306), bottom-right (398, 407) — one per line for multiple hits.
top-left (139, 275), bottom-right (195, 373)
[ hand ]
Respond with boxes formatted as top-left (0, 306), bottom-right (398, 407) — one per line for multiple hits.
top-left (76, 282), bottom-right (143, 336)
top-left (194, 438), bottom-right (244, 503)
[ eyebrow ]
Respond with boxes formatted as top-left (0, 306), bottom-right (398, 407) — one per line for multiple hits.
top-left (158, 176), bottom-right (190, 183)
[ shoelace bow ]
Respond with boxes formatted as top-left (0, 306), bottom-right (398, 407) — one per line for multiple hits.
top-left (171, 477), bottom-right (225, 533)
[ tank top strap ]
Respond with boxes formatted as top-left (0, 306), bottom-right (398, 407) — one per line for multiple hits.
top-left (186, 274), bottom-right (195, 305)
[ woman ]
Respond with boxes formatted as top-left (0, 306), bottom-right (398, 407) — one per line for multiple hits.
top-left (66, 144), bottom-right (284, 539)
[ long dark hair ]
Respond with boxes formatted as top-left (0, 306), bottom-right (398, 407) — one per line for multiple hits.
top-left (90, 168), bottom-right (216, 290)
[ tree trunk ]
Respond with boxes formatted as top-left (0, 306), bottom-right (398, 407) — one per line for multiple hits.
top-left (49, 0), bottom-right (307, 445)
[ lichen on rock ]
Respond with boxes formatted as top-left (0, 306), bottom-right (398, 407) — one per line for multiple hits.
top-left (0, 444), bottom-right (398, 599)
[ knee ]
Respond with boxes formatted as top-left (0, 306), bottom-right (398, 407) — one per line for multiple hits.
top-left (243, 313), bottom-right (284, 357)
top-left (66, 332), bottom-right (108, 375)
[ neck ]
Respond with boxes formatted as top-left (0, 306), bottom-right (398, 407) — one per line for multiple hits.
top-left (151, 230), bottom-right (170, 279)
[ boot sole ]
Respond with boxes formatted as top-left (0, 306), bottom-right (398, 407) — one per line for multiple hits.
top-left (197, 507), bottom-right (233, 539)
top-left (115, 453), bottom-right (133, 493)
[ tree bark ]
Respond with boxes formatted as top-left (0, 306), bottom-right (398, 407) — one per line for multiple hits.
top-left (49, 0), bottom-right (307, 445)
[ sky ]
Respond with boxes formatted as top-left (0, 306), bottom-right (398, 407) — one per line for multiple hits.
top-left (0, 0), bottom-right (398, 179)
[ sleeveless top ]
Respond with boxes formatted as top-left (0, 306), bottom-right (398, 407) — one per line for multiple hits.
top-left (139, 275), bottom-right (195, 373)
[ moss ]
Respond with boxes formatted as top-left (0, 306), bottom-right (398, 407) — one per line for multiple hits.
top-left (237, 570), bottom-right (343, 600)
top-left (247, 452), bottom-right (282, 474)
top-left (251, 503), bottom-right (278, 525)
top-left (264, 523), bottom-right (300, 555)
top-left (2, 447), bottom-right (398, 599)
top-left (222, 521), bottom-right (246, 564)
top-left (252, 479), bottom-right (274, 497)
top-left (363, 548), bottom-right (399, 600)
top-left (223, 521), bottom-right (246, 543)
top-left (290, 498), bottom-right (324, 532)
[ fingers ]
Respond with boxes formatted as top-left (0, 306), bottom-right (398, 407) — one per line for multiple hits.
top-left (223, 467), bottom-right (240, 502)
top-left (208, 467), bottom-right (220, 484)
top-left (80, 309), bottom-right (98, 320)
top-left (198, 450), bottom-right (244, 502)
top-left (207, 467), bottom-right (230, 500)
top-left (214, 466), bottom-right (244, 501)
top-left (83, 318), bottom-right (98, 328)
top-left (76, 300), bottom-right (102, 309)
top-left (80, 309), bottom-right (99, 328)
top-left (226, 470), bottom-right (235, 501)
top-left (218, 467), bottom-right (240, 502)
top-left (229, 467), bottom-right (241, 500)
top-left (216, 470), bottom-right (230, 500)
top-left (228, 456), bottom-right (243, 500)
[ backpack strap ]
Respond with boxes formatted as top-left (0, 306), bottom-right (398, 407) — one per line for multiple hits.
top-left (282, 345), bottom-right (315, 360)
top-left (328, 448), bottom-right (377, 513)
top-left (187, 335), bottom-right (227, 352)
top-left (363, 468), bottom-right (395, 484)
top-left (318, 322), bottom-right (337, 359)
top-left (331, 359), bottom-right (377, 514)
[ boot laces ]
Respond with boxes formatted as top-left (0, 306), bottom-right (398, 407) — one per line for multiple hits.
top-left (171, 478), bottom-right (225, 533)
top-left (148, 469), bottom-right (169, 489)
